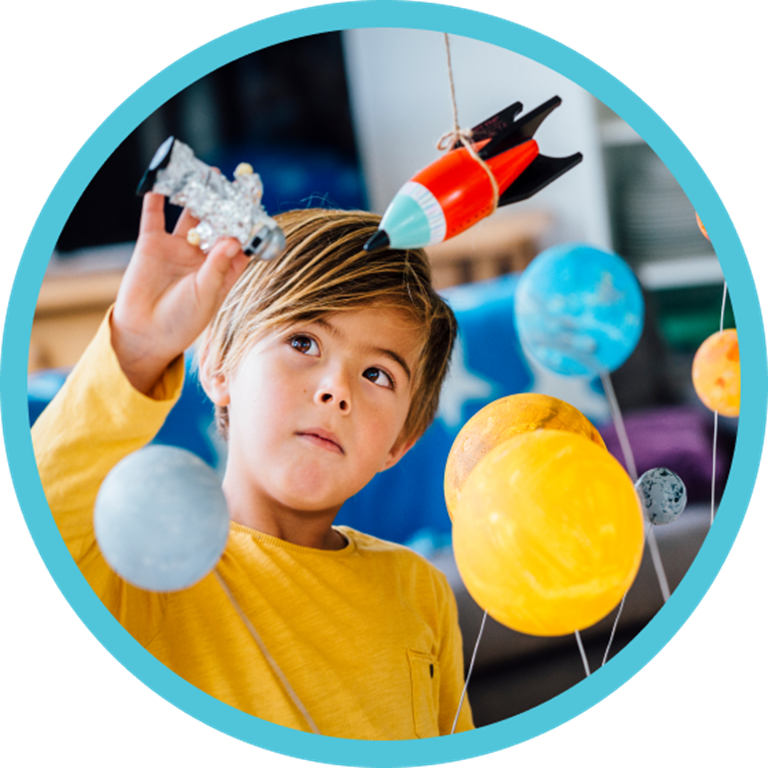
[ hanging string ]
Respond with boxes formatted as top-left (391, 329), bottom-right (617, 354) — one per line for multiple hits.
top-left (451, 609), bottom-right (488, 734)
top-left (437, 33), bottom-right (500, 213)
top-left (600, 370), bottom-right (638, 483)
top-left (214, 569), bottom-right (320, 735)
top-left (601, 369), bottom-right (670, 599)
top-left (438, 31), bottom-right (498, 735)
top-left (711, 281), bottom-right (729, 526)
top-left (602, 521), bottom-right (673, 666)
top-left (598, 366), bottom-right (672, 664)
top-left (602, 593), bottom-right (628, 667)
top-left (646, 526), bottom-right (671, 601)
top-left (601, 369), bottom-right (671, 604)
top-left (575, 630), bottom-right (591, 677)
top-left (439, 32), bottom-right (466, 149)
top-left (719, 280), bottom-right (728, 333)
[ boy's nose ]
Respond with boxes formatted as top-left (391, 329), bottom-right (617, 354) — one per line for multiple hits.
top-left (318, 391), bottom-right (350, 412)
top-left (315, 372), bottom-right (351, 413)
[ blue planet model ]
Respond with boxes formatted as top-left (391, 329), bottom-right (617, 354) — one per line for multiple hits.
top-left (94, 445), bottom-right (230, 592)
top-left (635, 467), bottom-right (688, 525)
top-left (514, 243), bottom-right (644, 376)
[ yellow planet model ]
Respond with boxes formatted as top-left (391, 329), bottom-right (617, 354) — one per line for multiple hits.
top-left (453, 430), bottom-right (644, 636)
top-left (444, 393), bottom-right (605, 518)
top-left (692, 329), bottom-right (740, 417)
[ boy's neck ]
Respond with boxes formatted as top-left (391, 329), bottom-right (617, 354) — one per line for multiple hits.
top-left (222, 476), bottom-right (346, 551)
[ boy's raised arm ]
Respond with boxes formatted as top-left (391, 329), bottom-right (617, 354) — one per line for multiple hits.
top-left (111, 192), bottom-right (250, 394)
top-left (32, 197), bottom-right (250, 636)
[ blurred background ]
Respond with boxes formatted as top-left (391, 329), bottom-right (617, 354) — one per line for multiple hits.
top-left (30, 29), bottom-right (732, 401)
top-left (29, 29), bottom-right (736, 728)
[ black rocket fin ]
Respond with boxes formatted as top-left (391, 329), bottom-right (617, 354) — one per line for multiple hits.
top-left (497, 152), bottom-right (584, 206)
top-left (452, 102), bottom-right (523, 150)
top-left (478, 96), bottom-right (563, 159)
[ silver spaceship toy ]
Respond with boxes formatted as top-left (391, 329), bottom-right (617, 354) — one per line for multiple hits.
top-left (137, 136), bottom-right (285, 260)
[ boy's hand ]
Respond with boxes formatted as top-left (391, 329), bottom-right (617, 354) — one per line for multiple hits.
top-left (112, 193), bottom-right (250, 394)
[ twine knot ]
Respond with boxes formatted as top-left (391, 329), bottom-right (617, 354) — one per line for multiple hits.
top-left (437, 33), bottom-right (500, 215)
top-left (436, 126), bottom-right (474, 152)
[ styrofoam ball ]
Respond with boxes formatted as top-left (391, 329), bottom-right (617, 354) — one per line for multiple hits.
top-left (94, 445), bottom-right (229, 591)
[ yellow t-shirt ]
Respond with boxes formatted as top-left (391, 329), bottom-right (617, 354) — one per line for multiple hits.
top-left (32, 313), bottom-right (474, 739)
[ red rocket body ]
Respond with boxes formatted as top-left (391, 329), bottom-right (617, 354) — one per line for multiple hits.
top-left (412, 138), bottom-right (540, 241)
top-left (365, 97), bottom-right (583, 252)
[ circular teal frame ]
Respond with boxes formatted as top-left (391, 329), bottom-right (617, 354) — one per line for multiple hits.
top-left (3, 1), bottom-right (765, 765)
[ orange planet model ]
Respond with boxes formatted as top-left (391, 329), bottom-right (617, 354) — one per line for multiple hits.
top-left (453, 430), bottom-right (644, 636)
top-left (695, 212), bottom-right (709, 241)
top-left (444, 393), bottom-right (605, 518)
top-left (692, 329), bottom-right (740, 417)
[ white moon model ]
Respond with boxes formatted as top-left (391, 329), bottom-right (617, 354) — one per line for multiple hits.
top-left (94, 445), bottom-right (230, 592)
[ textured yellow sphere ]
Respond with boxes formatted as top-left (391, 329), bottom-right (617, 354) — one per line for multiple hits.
top-left (453, 430), bottom-right (645, 637)
top-left (692, 329), bottom-right (740, 417)
top-left (444, 393), bottom-right (605, 519)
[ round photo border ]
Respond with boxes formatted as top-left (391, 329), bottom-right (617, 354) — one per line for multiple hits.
top-left (3, 1), bottom-right (765, 765)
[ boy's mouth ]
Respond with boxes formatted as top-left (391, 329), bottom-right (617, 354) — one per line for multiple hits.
top-left (296, 429), bottom-right (345, 455)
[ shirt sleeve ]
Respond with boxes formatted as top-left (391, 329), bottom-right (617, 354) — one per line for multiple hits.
top-left (32, 307), bottom-right (185, 643)
top-left (435, 569), bottom-right (475, 734)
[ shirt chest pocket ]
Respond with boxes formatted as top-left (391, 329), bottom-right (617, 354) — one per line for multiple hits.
top-left (407, 649), bottom-right (440, 738)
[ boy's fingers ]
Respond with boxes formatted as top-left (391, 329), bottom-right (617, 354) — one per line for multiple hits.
top-left (173, 207), bottom-right (201, 238)
top-left (196, 238), bottom-right (248, 303)
top-left (138, 193), bottom-right (167, 235)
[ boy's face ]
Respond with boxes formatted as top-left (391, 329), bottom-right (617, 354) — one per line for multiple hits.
top-left (206, 307), bottom-right (421, 514)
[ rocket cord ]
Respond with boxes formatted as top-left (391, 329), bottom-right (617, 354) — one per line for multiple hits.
top-left (438, 37), bottom-right (494, 736)
top-left (214, 569), bottom-right (321, 735)
top-left (437, 34), bottom-right (500, 213)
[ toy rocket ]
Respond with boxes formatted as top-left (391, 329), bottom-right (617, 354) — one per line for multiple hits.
top-left (364, 96), bottom-right (583, 252)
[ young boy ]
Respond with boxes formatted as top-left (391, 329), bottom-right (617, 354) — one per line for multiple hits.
top-left (32, 193), bottom-right (474, 739)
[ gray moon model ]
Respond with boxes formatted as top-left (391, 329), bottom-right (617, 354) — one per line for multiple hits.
top-left (635, 467), bottom-right (687, 525)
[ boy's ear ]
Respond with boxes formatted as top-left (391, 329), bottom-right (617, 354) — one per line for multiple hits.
top-left (198, 367), bottom-right (230, 407)
top-left (382, 435), bottom-right (417, 471)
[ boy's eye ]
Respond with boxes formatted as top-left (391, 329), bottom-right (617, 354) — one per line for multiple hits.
top-left (290, 335), bottom-right (320, 356)
top-left (363, 367), bottom-right (394, 389)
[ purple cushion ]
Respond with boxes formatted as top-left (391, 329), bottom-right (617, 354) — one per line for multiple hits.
top-left (598, 406), bottom-right (733, 503)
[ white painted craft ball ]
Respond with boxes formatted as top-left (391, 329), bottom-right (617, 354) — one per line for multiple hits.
top-left (94, 445), bottom-right (230, 592)
top-left (635, 467), bottom-right (687, 525)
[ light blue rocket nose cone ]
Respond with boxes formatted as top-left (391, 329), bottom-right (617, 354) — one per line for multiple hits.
top-left (378, 192), bottom-right (433, 250)
top-left (368, 181), bottom-right (448, 251)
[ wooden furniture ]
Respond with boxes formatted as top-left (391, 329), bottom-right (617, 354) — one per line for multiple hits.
top-left (29, 267), bottom-right (125, 372)
top-left (424, 210), bottom-right (552, 290)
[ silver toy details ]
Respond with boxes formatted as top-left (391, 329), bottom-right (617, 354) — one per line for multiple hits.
top-left (137, 136), bottom-right (285, 260)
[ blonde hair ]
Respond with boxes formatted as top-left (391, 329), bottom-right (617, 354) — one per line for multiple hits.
top-left (197, 208), bottom-right (457, 443)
